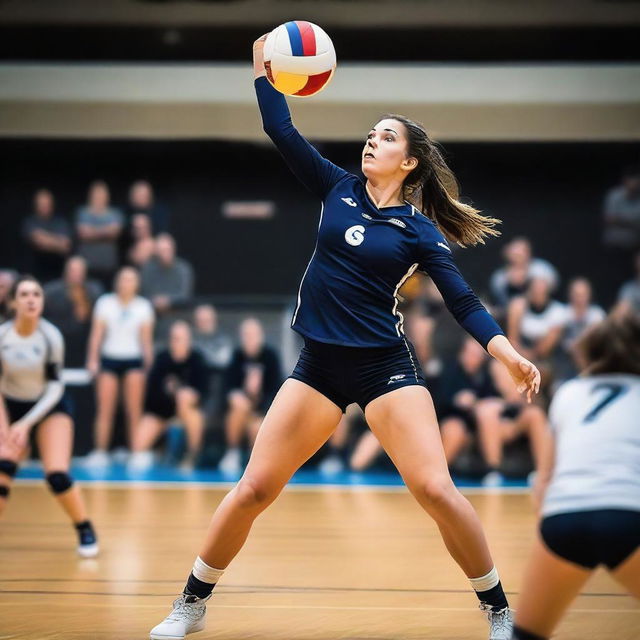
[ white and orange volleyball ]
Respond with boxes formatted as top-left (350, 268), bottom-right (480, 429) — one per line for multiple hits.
top-left (263, 21), bottom-right (336, 97)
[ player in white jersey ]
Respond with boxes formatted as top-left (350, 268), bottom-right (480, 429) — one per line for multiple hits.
top-left (0, 275), bottom-right (98, 557)
top-left (513, 313), bottom-right (640, 640)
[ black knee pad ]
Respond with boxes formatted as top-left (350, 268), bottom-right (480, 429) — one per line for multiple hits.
top-left (46, 471), bottom-right (74, 495)
top-left (0, 459), bottom-right (18, 478)
top-left (0, 485), bottom-right (10, 498)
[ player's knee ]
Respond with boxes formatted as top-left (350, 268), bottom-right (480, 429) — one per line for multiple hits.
top-left (46, 471), bottom-right (74, 495)
top-left (229, 391), bottom-right (251, 412)
top-left (0, 459), bottom-right (18, 480)
top-left (234, 476), bottom-right (276, 509)
top-left (414, 475), bottom-right (457, 509)
top-left (176, 388), bottom-right (197, 411)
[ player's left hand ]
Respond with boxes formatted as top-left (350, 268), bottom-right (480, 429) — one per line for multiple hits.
top-left (8, 421), bottom-right (30, 452)
top-left (506, 357), bottom-right (540, 403)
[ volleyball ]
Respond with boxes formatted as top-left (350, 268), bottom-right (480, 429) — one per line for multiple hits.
top-left (263, 21), bottom-right (336, 97)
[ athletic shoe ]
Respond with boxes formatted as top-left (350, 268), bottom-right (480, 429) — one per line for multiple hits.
top-left (481, 470), bottom-right (504, 487)
top-left (77, 522), bottom-right (99, 559)
top-left (127, 450), bottom-right (155, 473)
top-left (83, 449), bottom-right (111, 469)
top-left (218, 448), bottom-right (242, 474)
top-left (150, 593), bottom-right (210, 639)
top-left (480, 604), bottom-right (513, 640)
top-left (318, 454), bottom-right (345, 475)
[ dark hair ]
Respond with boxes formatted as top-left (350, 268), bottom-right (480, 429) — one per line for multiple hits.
top-left (9, 274), bottom-right (42, 302)
top-left (576, 312), bottom-right (640, 376)
top-left (380, 114), bottom-right (501, 247)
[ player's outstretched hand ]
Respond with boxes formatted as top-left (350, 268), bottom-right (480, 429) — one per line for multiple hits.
top-left (253, 34), bottom-right (269, 79)
top-left (507, 358), bottom-right (541, 403)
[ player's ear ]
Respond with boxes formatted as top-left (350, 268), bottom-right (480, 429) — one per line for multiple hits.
top-left (402, 156), bottom-right (418, 171)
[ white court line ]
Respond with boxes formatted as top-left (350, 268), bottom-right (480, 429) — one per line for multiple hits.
top-left (12, 478), bottom-right (530, 495)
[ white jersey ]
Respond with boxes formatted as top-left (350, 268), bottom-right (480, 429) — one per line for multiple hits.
top-left (542, 374), bottom-right (640, 517)
top-left (0, 318), bottom-right (64, 402)
top-left (94, 294), bottom-right (154, 360)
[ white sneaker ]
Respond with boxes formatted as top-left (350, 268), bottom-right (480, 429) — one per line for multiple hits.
top-left (482, 470), bottom-right (504, 487)
top-left (83, 449), bottom-right (111, 469)
top-left (127, 450), bottom-right (155, 473)
top-left (319, 454), bottom-right (344, 475)
top-left (150, 593), bottom-right (210, 640)
top-left (111, 447), bottom-right (130, 464)
top-left (218, 448), bottom-right (242, 474)
top-left (480, 604), bottom-right (513, 640)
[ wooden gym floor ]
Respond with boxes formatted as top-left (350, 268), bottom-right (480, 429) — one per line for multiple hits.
top-left (0, 483), bottom-right (638, 639)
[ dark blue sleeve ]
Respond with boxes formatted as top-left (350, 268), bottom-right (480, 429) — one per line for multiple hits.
top-left (255, 76), bottom-right (348, 200)
top-left (416, 225), bottom-right (504, 350)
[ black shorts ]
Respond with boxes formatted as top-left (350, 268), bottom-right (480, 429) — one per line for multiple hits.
top-left (100, 357), bottom-right (144, 377)
top-left (4, 393), bottom-right (74, 425)
top-left (540, 509), bottom-right (640, 570)
top-left (289, 337), bottom-right (427, 413)
top-left (441, 402), bottom-right (523, 433)
top-left (144, 388), bottom-right (203, 420)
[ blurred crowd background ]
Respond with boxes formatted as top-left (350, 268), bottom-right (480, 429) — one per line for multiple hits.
top-left (0, 0), bottom-right (638, 481)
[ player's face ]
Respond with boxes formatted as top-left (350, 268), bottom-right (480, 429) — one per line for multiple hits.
top-left (362, 119), bottom-right (414, 180)
top-left (13, 281), bottom-right (44, 319)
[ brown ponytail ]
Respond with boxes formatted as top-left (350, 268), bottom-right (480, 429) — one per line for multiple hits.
top-left (382, 113), bottom-right (501, 247)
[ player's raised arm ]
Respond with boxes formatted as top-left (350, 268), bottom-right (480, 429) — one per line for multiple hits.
top-left (252, 35), bottom-right (346, 200)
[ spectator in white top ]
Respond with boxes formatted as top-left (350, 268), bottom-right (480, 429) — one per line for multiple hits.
top-left (554, 278), bottom-right (606, 383)
top-left (490, 237), bottom-right (559, 311)
top-left (85, 267), bottom-right (154, 467)
top-left (75, 180), bottom-right (124, 289)
top-left (603, 164), bottom-right (640, 251)
top-left (141, 233), bottom-right (194, 316)
top-left (507, 277), bottom-right (565, 372)
top-left (614, 251), bottom-right (640, 317)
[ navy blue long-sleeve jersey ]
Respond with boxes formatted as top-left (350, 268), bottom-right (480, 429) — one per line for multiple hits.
top-left (256, 76), bottom-right (504, 349)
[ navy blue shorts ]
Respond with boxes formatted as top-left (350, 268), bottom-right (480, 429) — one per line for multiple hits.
top-left (4, 393), bottom-right (74, 425)
top-left (289, 337), bottom-right (427, 413)
top-left (100, 357), bottom-right (144, 377)
top-left (541, 509), bottom-right (640, 570)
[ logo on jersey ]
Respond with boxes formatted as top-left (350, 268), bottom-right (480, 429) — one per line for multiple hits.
top-left (437, 241), bottom-right (451, 252)
top-left (345, 225), bottom-right (366, 246)
top-left (361, 213), bottom-right (373, 220)
top-left (341, 197), bottom-right (358, 207)
top-left (387, 374), bottom-right (406, 385)
top-left (388, 218), bottom-right (407, 229)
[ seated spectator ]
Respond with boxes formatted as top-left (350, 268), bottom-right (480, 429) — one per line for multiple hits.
top-left (554, 277), bottom-right (605, 383)
top-left (614, 250), bottom-right (640, 317)
top-left (0, 270), bottom-right (17, 323)
top-left (141, 233), bottom-right (194, 317)
top-left (218, 317), bottom-right (282, 474)
top-left (490, 237), bottom-right (558, 311)
top-left (22, 188), bottom-right (71, 282)
top-left (129, 235), bottom-right (155, 269)
top-left (129, 321), bottom-right (209, 472)
top-left (603, 164), bottom-right (640, 252)
top-left (438, 337), bottom-right (547, 485)
top-left (75, 180), bottom-right (124, 288)
top-left (507, 277), bottom-right (565, 369)
top-left (127, 179), bottom-right (170, 234)
top-left (192, 304), bottom-right (233, 373)
top-left (85, 267), bottom-right (154, 468)
top-left (43, 256), bottom-right (104, 367)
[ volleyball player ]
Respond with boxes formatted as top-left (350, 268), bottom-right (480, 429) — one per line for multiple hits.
top-left (85, 266), bottom-right (154, 466)
top-left (0, 275), bottom-right (98, 557)
top-left (149, 35), bottom-right (540, 640)
top-left (513, 313), bottom-right (640, 640)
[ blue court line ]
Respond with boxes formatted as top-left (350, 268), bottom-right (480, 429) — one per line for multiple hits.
top-left (15, 463), bottom-right (528, 489)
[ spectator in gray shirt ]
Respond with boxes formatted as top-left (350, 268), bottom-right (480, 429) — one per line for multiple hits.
top-left (22, 188), bottom-right (72, 282)
top-left (192, 304), bottom-right (233, 372)
top-left (603, 165), bottom-right (640, 251)
top-left (614, 251), bottom-right (640, 317)
top-left (141, 233), bottom-right (194, 316)
top-left (75, 180), bottom-right (124, 288)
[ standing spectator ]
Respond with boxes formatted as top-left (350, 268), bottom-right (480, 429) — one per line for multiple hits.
top-left (127, 180), bottom-right (169, 234)
top-left (75, 180), bottom-right (124, 289)
top-left (85, 267), bottom-right (154, 467)
top-left (21, 189), bottom-right (72, 282)
top-left (490, 237), bottom-right (559, 311)
top-left (603, 164), bottom-right (640, 251)
top-left (140, 233), bottom-right (194, 317)
top-left (43, 256), bottom-right (103, 367)
top-left (218, 318), bottom-right (282, 474)
top-left (192, 304), bottom-right (233, 373)
top-left (554, 278), bottom-right (605, 383)
top-left (614, 251), bottom-right (640, 317)
top-left (507, 277), bottom-right (566, 368)
top-left (129, 321), bottom-right (209, 472)
top-left (0, 270), bottom-right (17, 323)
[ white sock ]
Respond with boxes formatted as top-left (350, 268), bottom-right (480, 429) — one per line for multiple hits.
top-left (469, 566), bottom-right (499, 592)
top-left (192, 556), bottom-right (225, 584)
